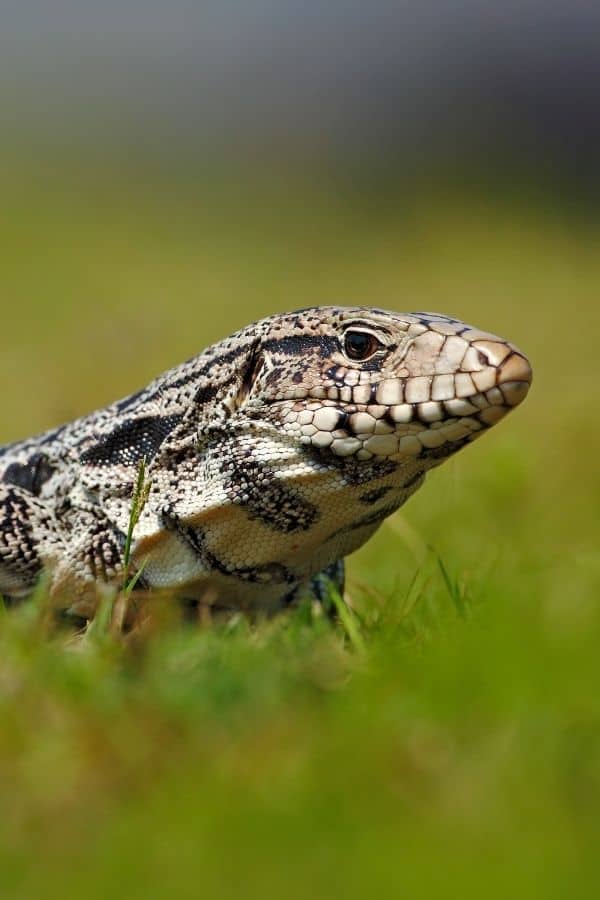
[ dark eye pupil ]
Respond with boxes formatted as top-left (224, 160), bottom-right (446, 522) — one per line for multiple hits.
top-left (345, 331), bottom-right (377, 360)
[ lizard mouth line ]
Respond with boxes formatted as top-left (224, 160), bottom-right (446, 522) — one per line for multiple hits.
top-left (271, 370), bottom-right (531, 460)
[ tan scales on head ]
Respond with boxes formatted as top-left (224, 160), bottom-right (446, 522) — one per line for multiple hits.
top-left (249, 307), bottom-right (532, 464)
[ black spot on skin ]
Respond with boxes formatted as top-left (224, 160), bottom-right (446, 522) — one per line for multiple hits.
top-left (263, 335), bottom-right (338, 358)
top-left (3, 453), bottom-right (56, 496)
top-left (194, 383), bottom-right (219, 406)
top-left (80, 515), bottom-right (126, 581)
top-left (359, 486), bottom-right (391, 505)
top-left (162, 370), bottom-right (203, 393)
top-left (303, 446), bottom-right (397, 486)
top-left (216, 450), bottom-right (320, 534)
top-left (0, 487), bottom-right (44, 588)
top-left (265, 367), bottom-right (284, 387)
top-left (292, 370), bottom-right (304, 384)
top-left (162, 510), bottom-right (295, 584)
top-left (80, 414), bottom-right (183, 467)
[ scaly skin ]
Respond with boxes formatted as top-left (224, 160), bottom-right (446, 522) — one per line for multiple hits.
top-left (0, 307), bottom-right (532, 619)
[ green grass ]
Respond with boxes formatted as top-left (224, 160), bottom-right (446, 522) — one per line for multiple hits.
top-left (1, 162), bottom-right (599, 898)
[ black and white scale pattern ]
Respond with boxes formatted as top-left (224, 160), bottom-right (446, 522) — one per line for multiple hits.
top-left (0, 306), bottom-right (532, 618)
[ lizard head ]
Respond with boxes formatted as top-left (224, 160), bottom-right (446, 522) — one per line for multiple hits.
top-left (244, 306), bottom-right (532, 468)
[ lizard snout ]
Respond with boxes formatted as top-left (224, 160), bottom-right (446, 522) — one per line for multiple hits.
top-left (472, 339), bottom-right (532, 409)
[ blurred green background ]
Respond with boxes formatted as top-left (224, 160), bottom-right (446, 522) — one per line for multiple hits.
top-left (1, 4), bottom-right (600, 898)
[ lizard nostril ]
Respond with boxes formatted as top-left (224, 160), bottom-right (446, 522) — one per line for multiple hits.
top-left (472, 340), bottom-right (512, 368)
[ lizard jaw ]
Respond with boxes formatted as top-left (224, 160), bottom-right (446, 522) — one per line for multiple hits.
top-left (270, 345), bottom-right (531, 463)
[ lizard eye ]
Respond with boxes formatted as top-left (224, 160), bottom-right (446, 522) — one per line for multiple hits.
top-left (343, 329), bottom-right (383, 362)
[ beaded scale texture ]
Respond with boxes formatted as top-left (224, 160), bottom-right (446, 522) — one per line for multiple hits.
top-left (0, 307), bottom-right (532, 620)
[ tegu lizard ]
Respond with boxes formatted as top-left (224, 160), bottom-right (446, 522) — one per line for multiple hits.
top-left (0, 307), bottom-right (532, 620)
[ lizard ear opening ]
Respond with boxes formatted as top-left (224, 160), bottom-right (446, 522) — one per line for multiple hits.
top-left (235, 341), bottom-right (264, 408)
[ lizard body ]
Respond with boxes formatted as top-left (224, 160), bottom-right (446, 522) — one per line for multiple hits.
top-left (0, 307), bottom-right (531, 619)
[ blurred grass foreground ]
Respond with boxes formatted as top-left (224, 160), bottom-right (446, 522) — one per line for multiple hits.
top-left (0, 160), bottom-right (599, 899)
